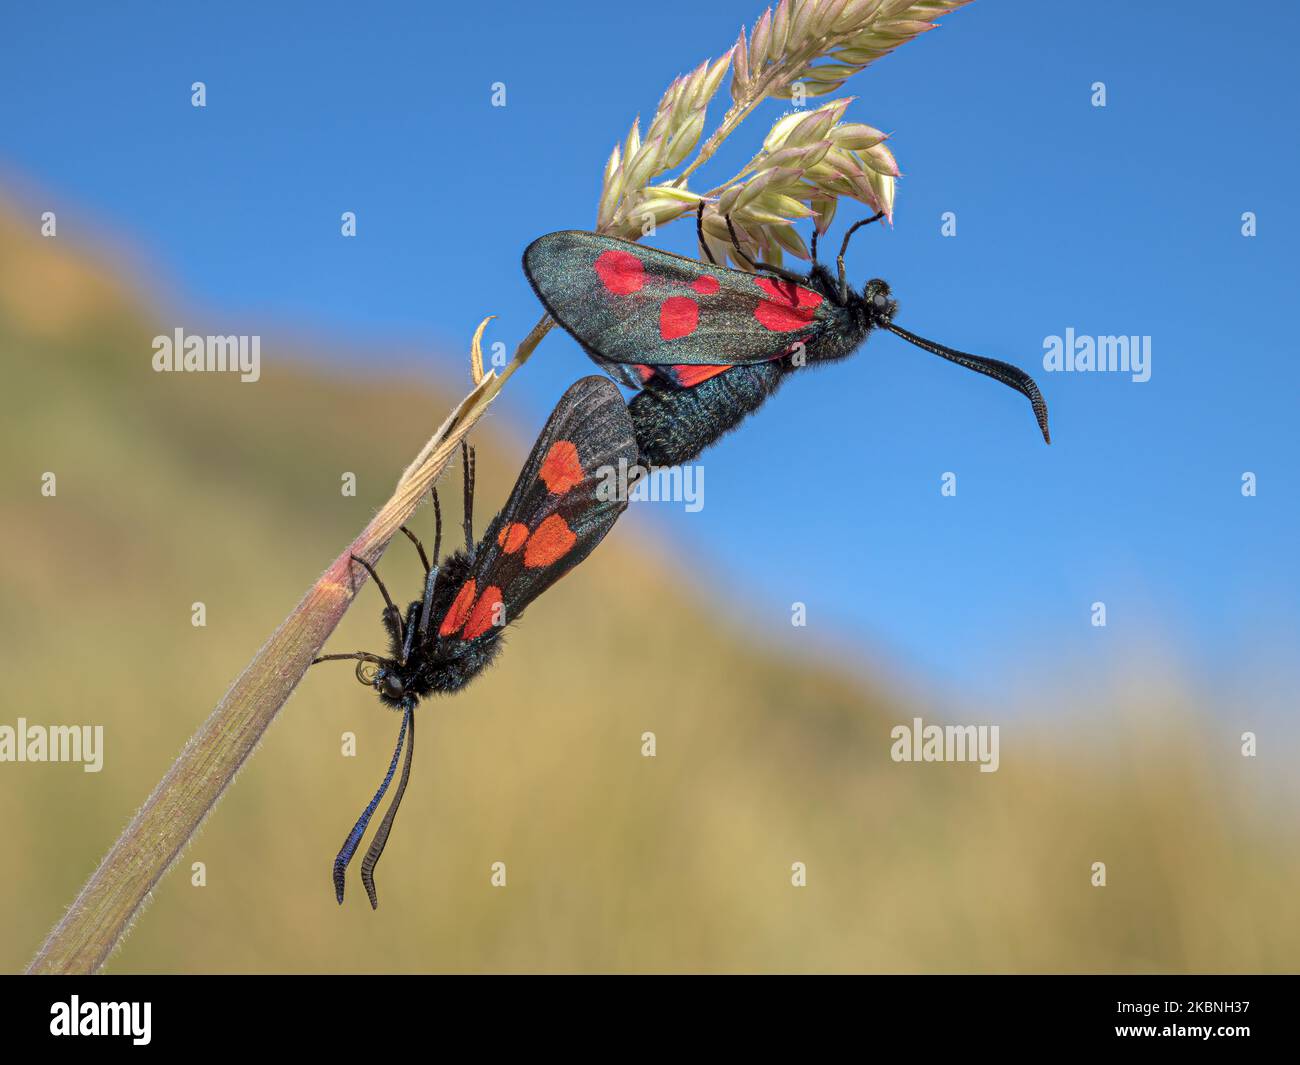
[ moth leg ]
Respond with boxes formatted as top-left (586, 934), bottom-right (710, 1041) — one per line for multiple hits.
top-left (461, 441), bottom-right (476, 563)
top-left (837, 211), bottom-right (886, 301)
top-left (311, 651), bottom-right (390, 667)
top-left (696, 202), bottom-right (717, 265)
top-left (754, 260), bottom-right (807, 284)
top-left (415, 563), bottom-right (441, 639)
top-left (429, 487), bottom-right (442, 566)
top-left (349, 554), bottom-right (405, 661)
top-left (722, 214), bottom-right (757, 270)
top-left (398, 526), bottom-right (430, 575)
top-left (409, 490), bottom-right (443, 641)
top-left (837, 211), bottom-right (886, 259)
top-left (723, 214), bottom-right (805, 284)
top-left (398, 486), bottom-right (442, 576)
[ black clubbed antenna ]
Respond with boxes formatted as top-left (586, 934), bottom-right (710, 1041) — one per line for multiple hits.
top-left (884, 321), bottom-right (1051, 445)
top-left (360, 708), bottom-right (416, 910)
top-left (332, 711), bottom-right (410, 904)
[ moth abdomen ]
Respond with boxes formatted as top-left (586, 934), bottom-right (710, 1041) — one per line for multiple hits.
top-left (629, 361), bottom-right (786, 468)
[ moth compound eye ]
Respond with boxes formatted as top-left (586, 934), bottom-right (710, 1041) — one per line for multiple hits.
top-left (355, 661), bottom-right (379, 686)
top-left (381, 674), bottom-right (405, 699)
top-left (872, 293), bottom-right (888, 310)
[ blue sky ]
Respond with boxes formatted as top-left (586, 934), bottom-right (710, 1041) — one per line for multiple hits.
top-left (5, 1), bottom-right (1297, 706)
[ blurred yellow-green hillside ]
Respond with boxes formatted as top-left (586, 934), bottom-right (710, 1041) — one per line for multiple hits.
top-left (1, 201), bottom-right (1296, 973)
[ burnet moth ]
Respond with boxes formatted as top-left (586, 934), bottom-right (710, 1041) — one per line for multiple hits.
top-left (313, 376), bottom-right (637, 907)
top-left (523, 206), bottom-right (1051, 468)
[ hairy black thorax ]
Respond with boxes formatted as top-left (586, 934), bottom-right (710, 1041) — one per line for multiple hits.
top-left (373, 549), bottom-right (504, 708)
top-left (628, 269), bottom-right (894, 468)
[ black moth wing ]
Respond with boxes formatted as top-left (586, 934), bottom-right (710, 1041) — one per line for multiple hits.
top-left (432, 375), bottom-right (637, 649)
top-left (523, 231), bottom-right (834, 378)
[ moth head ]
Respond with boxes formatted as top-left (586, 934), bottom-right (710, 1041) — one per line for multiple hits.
top-left (356, 659), bottom-right (406, 702)
top-left (863, 279), bottom-right (897, 325)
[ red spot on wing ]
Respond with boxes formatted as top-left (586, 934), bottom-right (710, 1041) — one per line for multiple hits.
top-left (539, 440), bottom-right (584, 495)
top-left (462, 585), bottom-right (503, 640)
top-left (659, 296), bottom-right (699, 340)
top-left (594, 249), bottom-right (644, 295)
top-left (755, 276), bottom-right (822, 305)
top-left (438, 579), bottom-right (477, 637)
top-left (754, 276), bottom-right (823, 332)
top-left (523, 514), bottom-right (577, 569)
top-left (672, 364), bottom-right (730, 387)
top-left (692, 275), bottom-right (720, 295)
top-left (633, 364), bottom-right (655, 383)
top-left (497, 522), bottom-right (529, 553)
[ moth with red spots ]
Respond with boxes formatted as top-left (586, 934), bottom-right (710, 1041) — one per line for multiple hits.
top-left (524, 212), bottom-right (1051, 468)
top-left (313, 376), bottom-right (637, 907)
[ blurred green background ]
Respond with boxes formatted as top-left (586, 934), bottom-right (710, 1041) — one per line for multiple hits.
top-left (2, 203), bottom-right (1296, 974)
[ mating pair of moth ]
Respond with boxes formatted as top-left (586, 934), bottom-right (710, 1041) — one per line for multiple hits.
top-left (317, 212), bottom-right (1051, 907)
